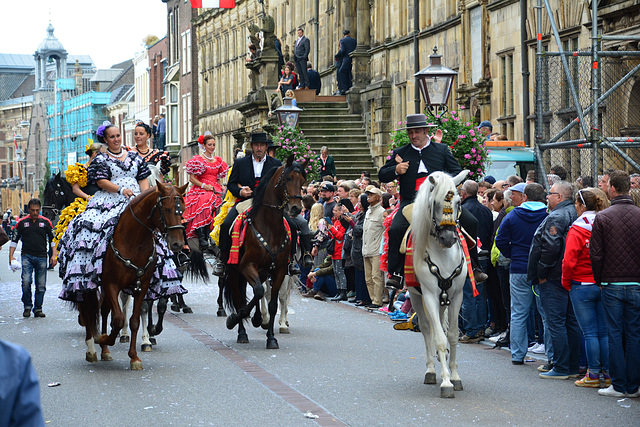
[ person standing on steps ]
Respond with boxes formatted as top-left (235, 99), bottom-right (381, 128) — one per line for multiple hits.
top-left (294, 27), bottom-right (311, 90)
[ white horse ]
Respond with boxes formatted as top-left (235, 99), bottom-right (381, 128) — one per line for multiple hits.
top-left (409, 170), bottom-right (469, 398)
top-left (259, 274), bottom-right (295, 334)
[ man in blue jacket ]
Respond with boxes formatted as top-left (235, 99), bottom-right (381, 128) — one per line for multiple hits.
top-left (495, 183), bottom-right (548, 364)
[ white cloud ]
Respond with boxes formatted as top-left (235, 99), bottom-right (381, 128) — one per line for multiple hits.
top-left (1, 0), bottom-right (168, 69)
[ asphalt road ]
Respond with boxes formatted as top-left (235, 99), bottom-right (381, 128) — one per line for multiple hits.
top-left (1, 246), bottom-right (638, 426)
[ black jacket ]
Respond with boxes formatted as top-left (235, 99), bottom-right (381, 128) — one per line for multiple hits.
top-left (336, 36), bottom-right (357, 63)
top-left (528, 199), bottom-right (577, 283)
top-left (462, 196), bottom-right (493, 251)
top-left (307, 68), bottom-right (321, 95)
top-left (378, 142), bottom-right (462, 204)
top-left (227, 155), bottom-right (282, 201)
top-left (294, 36), bottom-right (310, 61)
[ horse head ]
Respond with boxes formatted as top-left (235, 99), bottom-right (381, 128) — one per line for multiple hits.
top-left (281, 155), bottom-right (308, 217)
top-left (423, 170), bottom-right (468, 249)
top-left (43, 172), bottom-right (74, 221)
top-left (151, 182), bottom-right (189, 253)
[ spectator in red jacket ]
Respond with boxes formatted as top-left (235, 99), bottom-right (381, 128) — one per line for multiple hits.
top-left (327, 203), bottom-right (347, 301)
top-left (562, 187), bottom-right (610, 388)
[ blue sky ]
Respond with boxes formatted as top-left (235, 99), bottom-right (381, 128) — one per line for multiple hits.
top-left (1, 0), bottom-right (168, 69)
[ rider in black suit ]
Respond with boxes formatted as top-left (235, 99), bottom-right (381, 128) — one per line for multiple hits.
top-left (379, 114), bottom-right (484, 289)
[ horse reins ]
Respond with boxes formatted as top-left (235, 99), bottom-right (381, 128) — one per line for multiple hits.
top-left (264, 166), bottom-right (303, 210)
top-left (111, 191), bottom-right (185, 293)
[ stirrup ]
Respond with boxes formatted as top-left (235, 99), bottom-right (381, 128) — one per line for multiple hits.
top-left (385, 274), bottom-right (404, 290)
top-left (288, 262), bottom-right (301, 276)
top-left (213, 260), bottom-right (226, 277)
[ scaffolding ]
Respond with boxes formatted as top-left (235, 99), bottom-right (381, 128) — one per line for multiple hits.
top-left (534, 0), bottom-right (640, 188)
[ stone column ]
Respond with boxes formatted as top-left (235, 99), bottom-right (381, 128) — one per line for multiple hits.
top-left (348, 0), bottom-right (372, 113)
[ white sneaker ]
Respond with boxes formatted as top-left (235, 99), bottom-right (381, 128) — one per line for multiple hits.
top-left (598, 385), bottom-right (626, 397)
top-left (533, 344), bottom-right (546, 354)
top-left (627, 390), bottom-right (640, 398)
top-left (489, 331), bottom-right (506, 343)
top-left (528, 343), bottom-right (538, 352)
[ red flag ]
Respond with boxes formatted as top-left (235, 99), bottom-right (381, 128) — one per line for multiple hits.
top-left (190, 0), bottom-right (235, 8)
top-left (13, 133), bottom-right (17, 151)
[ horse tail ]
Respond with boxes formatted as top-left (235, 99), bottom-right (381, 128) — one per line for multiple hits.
top-left (184, 250), bottom-right (210, 282)
top-left (222, 270), bottom-right (247, 315)
top-left (411, 175), bottom-right (435, 267)
top-left (76, 290), bottom-right (100, 338)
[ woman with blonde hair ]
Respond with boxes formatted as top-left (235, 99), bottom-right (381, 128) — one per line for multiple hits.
top-left (562, 187), bottom-right (610, 388)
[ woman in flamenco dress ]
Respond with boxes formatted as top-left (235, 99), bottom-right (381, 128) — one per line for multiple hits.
top-left (183, 132), bottom-right (228, 252)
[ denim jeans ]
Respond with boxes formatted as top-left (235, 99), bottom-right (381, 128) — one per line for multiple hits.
top-left (313, 274), bottom-right (337, 297)
top-left (538, 280), bottom-right (581, 374)
top-left (461, 273), bottom-right (487, 336)
top-left (21, 254), bottom-right (47, 311)
top-left (534, 283), bottom-right (554, 363)
top-left (601, 284), bottom-right (640, 394)
top-left (510, 273), bottom-right (535, 362)
top-left (570, 283), bottom-right (609, 374)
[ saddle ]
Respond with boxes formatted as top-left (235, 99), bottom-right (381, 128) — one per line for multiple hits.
top-left (228, 206), bottom-right (291, 265)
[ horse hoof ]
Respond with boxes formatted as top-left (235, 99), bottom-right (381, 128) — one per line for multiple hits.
top-left (266, 339), bottom-right (279, 349)
top-left (141, 344), bottom-right (153, 352)
top-left (170, 304), bottom-right (180, 312)
top-left (130, 360), bottom-right (144, 371)
top-left (86, 352), bottom-right (98, 363)
top-left (217, 308), bottom-right (227, 317)
top-left (237, 333), bottom-right (249, 343)
top-left (279, 327), bottom-right (290, 334)
top-left (424, 372), bottom-right (437, 384)
top-left (101, 352), bottom-right (113, 361)
top-left (452, 380), bottom-right (463, 391)
top-left (440, 386), bottom-right (455, 398)
top-left (149, 338), bottom-right (157, 345)
top-left (182, 306), bottom-right (193, 314)
top-left (226, 314), bottom-right (238, 329)
top-left (251, 314), bottom-right (262, 328)
top-left (120, 335), bottom-right (130, 343)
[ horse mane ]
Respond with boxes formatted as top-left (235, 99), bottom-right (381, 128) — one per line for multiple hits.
top-left (250, 163), bottom-right (282, 218)
top-left (411, 171), bottom-right (457, 261)
top-left (129, 186), bottom-right (158, 209)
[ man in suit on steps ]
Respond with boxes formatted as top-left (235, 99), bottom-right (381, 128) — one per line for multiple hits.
top-left (294, 27), bottom-right (311, 89)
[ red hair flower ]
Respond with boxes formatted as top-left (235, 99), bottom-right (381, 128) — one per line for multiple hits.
top-left (198, 135), bottom-right (205, 144)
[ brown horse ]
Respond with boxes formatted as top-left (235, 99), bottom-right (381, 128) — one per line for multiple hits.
top-left (224, 155), bottom-right (307, 349)
top-left (76, 182), bottom-right (188, 370)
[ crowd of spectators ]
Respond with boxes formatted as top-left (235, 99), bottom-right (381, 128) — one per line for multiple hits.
top-left (292, 164), bottom-right (639, 399)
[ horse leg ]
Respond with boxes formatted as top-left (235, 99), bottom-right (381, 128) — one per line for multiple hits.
top-left (216, 281), bottom-right (226, 317)
top-left (140, 300), bottom-right (153, 352)
top-left (266, 274), bottom-right (286, 349)
top-left (99, 297), bottom-right (113, 361)
top-left (409, 289), bottom-right (436, 384)
top-left (118, 292), bottom-right (130, 343)
top-left (448, 289), bottom-right (464, 391)
top-left (237, 320), bottom-right (249, 343)
top-left (227, 267), bottom-right (264, 328)
top-left (149, 297), bottom-right (168, 336)
top-left (129, 294), bottom-right (145, 370)
top-left (79, 298), bottom-right (98, 363)
top-left (179, 294), bottom-right (193, 314)
top-left (257, 281), bottom-right (270, 329)
top-left (421, 289), bottom-right (455, 398)
top-left (170, 294), bottom-right (181, 312)
top-left (99, 285), bottom-right (124, 348)
top-left (279, 276), bottom-right (291, 334)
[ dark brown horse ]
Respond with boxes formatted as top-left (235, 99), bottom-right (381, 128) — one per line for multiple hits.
top-left (224, 156), bottom-right (307, 349)
top-left (76, 182), bottom-right (188, 370)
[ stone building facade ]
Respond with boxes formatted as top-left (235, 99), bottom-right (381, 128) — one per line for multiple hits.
top-left (193, 0), bottom-right (640, 170)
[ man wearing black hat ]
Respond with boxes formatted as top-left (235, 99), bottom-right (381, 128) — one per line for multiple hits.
top-left (379, 114), bottom-right (466, 289)
top-left (335, 30), bottom-right (357, 95)
top-left (215, 132), bottom-right (293, 276)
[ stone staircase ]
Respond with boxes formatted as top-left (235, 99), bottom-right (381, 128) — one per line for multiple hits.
top-left (297, 100), bottom-right (378, 181)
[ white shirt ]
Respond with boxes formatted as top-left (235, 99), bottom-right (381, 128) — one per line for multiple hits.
top-left (410, 137), bottom-right (432, 174)
top-left (252, 155), bottom-right (267, 178)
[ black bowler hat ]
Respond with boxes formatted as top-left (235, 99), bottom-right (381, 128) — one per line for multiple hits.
top-left (400, 114), bottom-right (438, 130)
top-left (267, 141), bottom-right (278, 151)
top-left (250, 132), bottom-right (271, 145)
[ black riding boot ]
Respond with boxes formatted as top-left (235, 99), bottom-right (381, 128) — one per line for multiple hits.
top-left (195, 227), bottom-right (210, 252)
top-left (300, 234), bottom-right (314, 268)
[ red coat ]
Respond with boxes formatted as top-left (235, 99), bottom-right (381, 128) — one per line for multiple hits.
top-left (561, 213), bottom-right (596, 291)
top-left (328, 218), bottom-right (345, 260)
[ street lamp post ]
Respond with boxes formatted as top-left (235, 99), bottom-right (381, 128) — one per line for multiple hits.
top-left (274, 97), bottom-right (303, 128)
top-left (414, 47), bottom-right (458, 116)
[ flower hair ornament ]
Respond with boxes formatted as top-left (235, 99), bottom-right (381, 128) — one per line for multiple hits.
top-left (96, 121), bottom-right (112, 138)
top-left (198, 131), bottom-right (213, 151)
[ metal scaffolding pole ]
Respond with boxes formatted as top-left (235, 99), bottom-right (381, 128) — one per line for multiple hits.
top-left (591, 0), bottom-right (600, 182)
top-left (535, 0), bottom-right (548, 188)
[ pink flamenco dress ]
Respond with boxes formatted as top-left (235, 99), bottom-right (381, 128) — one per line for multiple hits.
top-left (183, 155), bottom-right (228, 240)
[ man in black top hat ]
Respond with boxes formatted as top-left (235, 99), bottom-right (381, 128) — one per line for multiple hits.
top-left (215, 132), bottom-right (302, 277)
top-left (336, 30), bottom-right (357, 95)
top-left (379, 114), bottom-right (485, 289)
